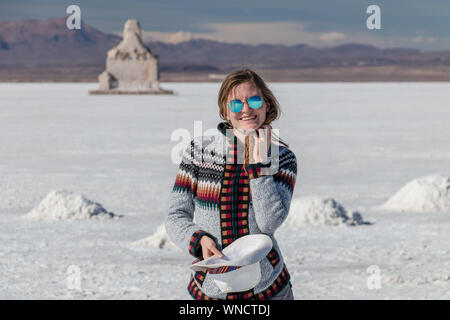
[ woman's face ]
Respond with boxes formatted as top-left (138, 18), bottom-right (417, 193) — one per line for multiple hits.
top-left (225, 81), bottom-right (268, 131)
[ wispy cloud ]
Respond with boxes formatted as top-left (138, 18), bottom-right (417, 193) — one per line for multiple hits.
top-left (122, 21), bottom-right (448, 51)
top-left (411, 30), bottom-right (439, 44)
top-left (319, 32), bottom-right (346, 42)
top-left (137, 22), bottom-right (349, 46)
top-left (140, 31), bottom-right (197, 44)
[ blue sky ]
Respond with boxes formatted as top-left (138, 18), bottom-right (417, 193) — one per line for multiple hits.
top-left (1, 0), bottom-right (449, 50)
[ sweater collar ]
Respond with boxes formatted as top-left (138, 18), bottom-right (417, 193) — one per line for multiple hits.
top-left (217, 121), bottom-right (233, 137)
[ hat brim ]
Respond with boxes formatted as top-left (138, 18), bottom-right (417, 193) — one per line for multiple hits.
top-left (210, 262), bottom-right (261, 293)
top-left (190, 234), bottom-right (272, 272)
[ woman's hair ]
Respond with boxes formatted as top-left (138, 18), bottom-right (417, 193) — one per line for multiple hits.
top-left (218, 68), bottom-right (289, 147)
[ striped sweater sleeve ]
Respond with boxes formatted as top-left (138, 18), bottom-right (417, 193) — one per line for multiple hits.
top-left (165, 139), bottom-right (215, 258)
top-left (245, 147), bottom-right (297, 234)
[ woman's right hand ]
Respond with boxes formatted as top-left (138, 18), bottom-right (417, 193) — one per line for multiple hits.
top-left (200, 236), bottom-right (223, 260)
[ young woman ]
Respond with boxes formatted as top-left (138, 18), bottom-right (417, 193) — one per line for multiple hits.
top-left (165, 69), bottom-right (297, 300)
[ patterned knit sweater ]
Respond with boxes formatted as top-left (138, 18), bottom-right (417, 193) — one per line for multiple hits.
top-left (165, 122), bottom-right (297, 300)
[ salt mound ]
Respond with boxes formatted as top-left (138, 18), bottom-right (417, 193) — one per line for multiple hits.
top-left (383, 175), bottom-right (450, 213)
top-left (129, 224), bottom-right (179, 251)
top-left (25, 190), bottom-right (118, 220)
top-left (284, 196), bottom-right (366, 227)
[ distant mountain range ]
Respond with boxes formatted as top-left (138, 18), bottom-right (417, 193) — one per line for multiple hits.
top-left (1, 17), bottom-right (450, 81)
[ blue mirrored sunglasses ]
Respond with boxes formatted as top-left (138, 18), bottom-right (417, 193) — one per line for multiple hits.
top-left (228, 95), bottom-right (263, 113)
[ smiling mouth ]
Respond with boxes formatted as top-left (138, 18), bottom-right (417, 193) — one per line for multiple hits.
top-left (240, 115), bottom-right (257, 121)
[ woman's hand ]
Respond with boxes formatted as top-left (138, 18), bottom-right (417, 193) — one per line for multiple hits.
top-left (255, 124), bottom-right (272, 163)
top-left (200, 236), bottom-right (223, 260)
top-left (234, 125), bottom-right (272, 164)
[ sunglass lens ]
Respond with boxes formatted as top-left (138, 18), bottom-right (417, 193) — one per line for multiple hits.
top-left (248, 96), bottom-right (263, 109)
top-left (228, 100), bottom-right (243, 113)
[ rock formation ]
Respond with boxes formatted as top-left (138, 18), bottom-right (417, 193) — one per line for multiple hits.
top-left (90, 20), bottom-right (172, 94)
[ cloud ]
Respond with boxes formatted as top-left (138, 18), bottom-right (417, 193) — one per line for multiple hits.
top-left (136, 22), bottom-right (349, 47)
top-left (127, 22), bottom-right (447, 51)
top-left (411, 30), bottom-right (439, 44)
top-left (141, 31), bottom-right (197, 44)
top-left (200, 22), bottom-right (307, 45)
top-left (319, 32), bottom-right (346, 42)
top-left (411, 35), bottom-right (439, 44)
top-left (343, 30), bottom-right (444, 50)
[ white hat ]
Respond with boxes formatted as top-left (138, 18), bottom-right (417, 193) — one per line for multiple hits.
top-left (190, 234), bottom-right (273, 293)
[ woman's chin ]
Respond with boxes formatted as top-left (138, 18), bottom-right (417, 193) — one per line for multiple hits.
top-left (238, 121), bottom-right (260, 131)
